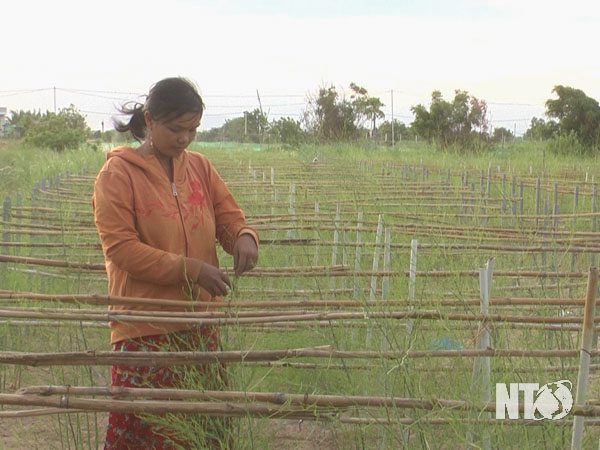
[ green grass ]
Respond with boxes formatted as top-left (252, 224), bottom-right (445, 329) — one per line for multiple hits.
top-left (0, 138), bottom-right (599, 448)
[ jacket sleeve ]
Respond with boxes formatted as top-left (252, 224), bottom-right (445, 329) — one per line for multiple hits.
top-left (93, 168), bottom-right (204, 285)
top-left (207, 161), bottom-right (259, 255)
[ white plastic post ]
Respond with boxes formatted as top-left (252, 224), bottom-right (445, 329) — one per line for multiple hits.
top-left (591, 184), bottom-right (597, 268)
top-left (369, 214), bottom-right (384, 300)
top-left (287, 183), bottom-right (296, 239)
top-left (468, 258), bottom-right (493, 450)
top-left (330, 204), bottom-right (341, 291)
top-left (313, 201), bottom-right (320, 267)
top-left (353, 212), bottom-right (363, 300)
top-left (366, 215), bottom-right (384, 346)
top-left (271, 187), bottom-right (277, 217)
top-left (553, 183), bottom-right (559, 228)
top-left (342, 229), bottom-right (349, 291)
top-left (382, 229), bottom-right (391, 300)
top-left (406, 239), bottom-right (418, 335)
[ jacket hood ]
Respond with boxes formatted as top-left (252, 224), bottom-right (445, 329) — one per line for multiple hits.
top-left (106, 146), bottom-right (188, 184)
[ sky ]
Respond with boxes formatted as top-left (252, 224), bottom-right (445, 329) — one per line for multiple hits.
top-left (1, 0), bottom-right (599, 135)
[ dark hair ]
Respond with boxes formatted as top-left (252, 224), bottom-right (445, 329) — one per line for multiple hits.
top-left (114, 77), bottom-right (205, 142)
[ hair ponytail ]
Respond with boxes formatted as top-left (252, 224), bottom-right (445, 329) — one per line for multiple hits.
top-left (113, 101), bottom-right (147, 142)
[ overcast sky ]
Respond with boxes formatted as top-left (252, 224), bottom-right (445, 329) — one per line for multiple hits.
top-left (1, 0), bottom-right (598, 134)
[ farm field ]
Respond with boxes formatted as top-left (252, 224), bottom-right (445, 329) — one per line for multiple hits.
top-left (1, 140), bottom-right (600, 449)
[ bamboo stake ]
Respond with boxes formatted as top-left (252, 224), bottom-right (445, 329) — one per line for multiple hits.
top-left (571, 267), bottom-right (598, 450)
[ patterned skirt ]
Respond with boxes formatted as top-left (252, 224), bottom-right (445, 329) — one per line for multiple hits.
top-left (104, 326), bottom-right (230, 449)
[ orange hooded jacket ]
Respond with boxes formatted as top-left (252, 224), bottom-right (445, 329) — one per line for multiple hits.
top-left (92, 146), bottom-right (258, 344)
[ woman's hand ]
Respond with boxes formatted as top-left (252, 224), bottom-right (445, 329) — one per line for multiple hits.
top-left (196, 263), bottom-right (231, 297)
top-left (233, 234), bottom-right (258, 276)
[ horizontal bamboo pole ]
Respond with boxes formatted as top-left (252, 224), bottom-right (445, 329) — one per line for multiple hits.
top-left (243, 321), bottom-right (591, 333)
top-left (0, 220), bottom-right (93, 231)
top-left (11, 213), bottom-right (94, 225)
top-left (1, 347), bottom-right (598, 367)
top-left (0, 241), bottom-right (101, 249)
top-left (0, 306), bottom-right (597, 327)
top-left (249, 361), bottom-right (600, 373)
top-left (3, 406), bottom-right (598, 426)
top-left (0, 255), bottom-right (105, 271)
top-left (3, 389), bottom-right (600, 418)
top-left (6, 215), bottom-right (600, 244)
top-left (8, 238), bottom-right (593, 254)
top-left (2, 318), bottom-right (593, 333)
top-left (0, 320), bottom-right (107, 329)
top-left (14, 385), bottom-right (491, 411)
top-left (0, 229), bottom-right (98, 236)
top-left (34, 196), bottom-right (90, 206)
top-left (0, 290), bottom-right (592, 309)
top-left (0, 254), bottom-right (588, 278)
top-left (0, 408), bottom-right (87, 418)
top-left (0, 306), bottom-right (322, 319)
top-left (11, 206), bottom-right (90, 214)
top-left (0, 290), bottom-right (195, 308)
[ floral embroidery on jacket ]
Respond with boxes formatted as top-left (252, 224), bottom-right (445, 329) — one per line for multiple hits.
top-left (183, 181), bottom-right (207, 229)
top-left (136, 199), bottom-right (166, 218)
top-left (136, 182), bottom-right (207, 229)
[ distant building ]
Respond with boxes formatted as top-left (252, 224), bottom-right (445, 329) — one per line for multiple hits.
top-left (0, 107), bottom-right (7, 136)
top-left (0, 107), bottom-right (22, 138)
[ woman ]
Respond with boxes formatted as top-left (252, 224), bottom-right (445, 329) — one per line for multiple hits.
top-left (93, 77), bottom-right (258, 449)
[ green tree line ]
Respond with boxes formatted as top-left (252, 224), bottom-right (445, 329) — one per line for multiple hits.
top-left (198, 83), bottom-right (600, 154)
top-left (5, 84), bottom-right (600, 154)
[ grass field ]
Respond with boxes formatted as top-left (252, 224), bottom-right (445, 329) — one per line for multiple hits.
top-left (1, 138), bottom-right (599, 449)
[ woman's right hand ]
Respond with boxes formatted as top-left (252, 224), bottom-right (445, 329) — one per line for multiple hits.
top-left (196, 263), bottom-right (231, 297)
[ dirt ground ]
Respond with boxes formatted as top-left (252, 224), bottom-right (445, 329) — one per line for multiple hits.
top-left (0, 414), bottom-right (339, 450)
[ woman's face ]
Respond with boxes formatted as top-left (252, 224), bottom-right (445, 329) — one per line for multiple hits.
top-left (146, 111), bottom-right (202, 159)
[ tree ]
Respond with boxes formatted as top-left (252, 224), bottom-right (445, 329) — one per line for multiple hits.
top-left (197, 108), bottom-right (269, 143)
top-left (377, 120), bottom-right (413, 144)
top-left (23, 105), bottom-right (90, 151)
top-left (350, 82), bottom-right (385, 136)
top-left (244, 109), bottom-right (269, 143)
top-left (220, 117), bottom-right (246, 142)
top-left (8, 109), bottom-right (43, 134)
top-left (524, 117), bottom-right (558, 141)
top-left (491, 127), bottom-right (513, 143)
top-left (410, 90), bottom-right (489, 148)
top-left (303, 85), bottom-right (357, 142)
top-left (545, 85), bottom-right (600, 146)
top-left (269, 117), bottom-right (306, 146)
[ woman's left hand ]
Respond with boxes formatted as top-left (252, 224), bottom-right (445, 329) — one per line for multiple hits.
top-left (233, 234), bottom-right (258, 276)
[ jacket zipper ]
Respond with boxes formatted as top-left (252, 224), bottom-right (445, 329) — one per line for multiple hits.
top-left (171, 175), bottom-right (189, 257)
